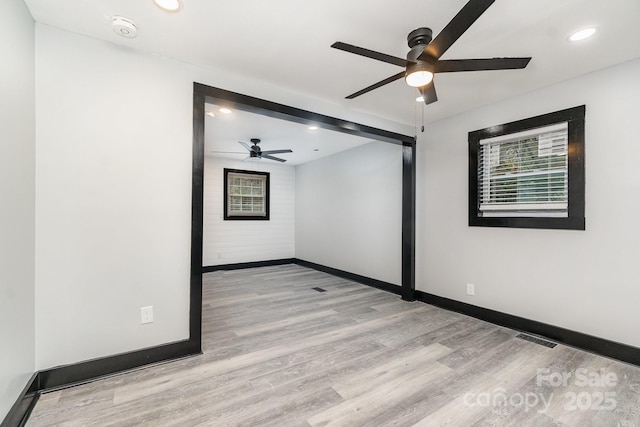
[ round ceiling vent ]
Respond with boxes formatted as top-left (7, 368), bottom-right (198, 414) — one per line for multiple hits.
top-left (112, 16), bottom-right (137, 38)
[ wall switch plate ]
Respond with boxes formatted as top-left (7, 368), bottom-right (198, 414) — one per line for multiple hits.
top-left (466, 283), bottom-right (475, 296)
top-left (141, 306), bottom-right (153, 324)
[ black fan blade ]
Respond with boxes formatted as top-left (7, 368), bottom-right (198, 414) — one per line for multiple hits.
top-left (261, 154), bottom-right (286, 162)
top-left (331, 42), bottom-right (409, 67)
top-left (434, 57), bottom-right (531, 72)
top-left (345, 71), bottom-right (406, 99)
top-left (419, 82), bottom-right (438, 105)
top-left (419, 0), bottom-right (495, 61)
top-left (261, 149), bottom-right (292, 155)
top-left (238, 141), bottom-right (252, 152)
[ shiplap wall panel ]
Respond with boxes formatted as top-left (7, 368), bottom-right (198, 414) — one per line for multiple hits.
top-left (203, 157), bottom-right (295, 266)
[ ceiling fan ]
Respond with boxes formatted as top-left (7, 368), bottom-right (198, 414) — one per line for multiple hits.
top-left (331, 0), bottom-right (531, 105)
top-left (238, 138), bottom-right (293, 162)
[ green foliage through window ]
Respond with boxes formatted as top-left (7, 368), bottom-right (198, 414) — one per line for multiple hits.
top-left (478, 123), bottom-right (568, 215)
top-left (468, 105), bottom-right (585, 230)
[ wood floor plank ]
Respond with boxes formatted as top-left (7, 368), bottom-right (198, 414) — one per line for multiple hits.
top-left (332, 343), bottom-right (452, 400)
top-left (307, 361), bottom-right (452, 426)
top-left (26, 265), bottom-right (640, 427)
top-left (232, 309), bottom-right (339, 337)
top-left (111, 306), bottom-right (427, 406)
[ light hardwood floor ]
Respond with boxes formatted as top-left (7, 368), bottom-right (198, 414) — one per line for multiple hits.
top-left (27, 265), bottom-right (640, 426)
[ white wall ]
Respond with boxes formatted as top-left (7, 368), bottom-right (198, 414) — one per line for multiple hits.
top-left (35, 26), bottom-right (193, 369)
top-left (203, 157), bottom-right (295, 265)
top-left (33, 24), bottom-right (410, 370)
top-left (296, 141), bottom-right (403, 285)
top-left (0, 0), bottom-right (36, 419)
top-left (34, 14), bottom-right (639, 376)
top-left (418, 58), bottom-right (640, 348)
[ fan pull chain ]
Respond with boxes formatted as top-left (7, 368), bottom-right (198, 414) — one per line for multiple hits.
top-left (414, 98), bottom-right (423, 135)
top-left (414, 98), bottom-right (426, 135)
top-left (415, 100), bottom-right (418, 135)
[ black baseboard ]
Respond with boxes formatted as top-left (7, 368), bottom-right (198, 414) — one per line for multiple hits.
top-left (415, 290), bottom-right (640, 367)
top-left (2, 337), bottom-right (200, 426)
top-left (217, 259), bottom-right (639, 367)
top-left (202, 258), bottom-right (296, 273)
top-left (294, 259), bottom-right (402, 295)
top-left (38, 339), bottom-right (201, 392)
top-left (1, 373), bottom-right (39, 427)
top-left (204, 258), bottom-right (639, 366)
top-left (5, 260), bottom-right (638, 426)
top-left (203, 258), bottom-right (402, 295)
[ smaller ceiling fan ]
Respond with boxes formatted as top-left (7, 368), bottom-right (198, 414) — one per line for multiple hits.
top-left (238, 138), bottom-right (293, 162)
top-left (331, 0), bottom-right (531, 105)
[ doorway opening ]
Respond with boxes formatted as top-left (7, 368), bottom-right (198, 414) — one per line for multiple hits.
top-left (190, 83), bottom-right (416, 351)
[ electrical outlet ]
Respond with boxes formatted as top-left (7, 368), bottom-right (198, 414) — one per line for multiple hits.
top-left (141, 306), bottom-right (153, 324)
top-left (466, 283), bottom-right (475, 296)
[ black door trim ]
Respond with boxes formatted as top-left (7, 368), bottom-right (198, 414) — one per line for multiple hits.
top-left (1, 85), bottom-right (417, 427)
top-left (192, 83), bottom-right (417, 307)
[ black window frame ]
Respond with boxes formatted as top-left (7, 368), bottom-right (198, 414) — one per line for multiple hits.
top-left (223, 168), bottom-right (270, 221)
top-left (468, 105), bottom-right (585, 230)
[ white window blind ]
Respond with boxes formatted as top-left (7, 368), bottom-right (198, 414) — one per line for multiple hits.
top-left (227, 172), bottom-right (266, 216)
top-left (478, 122), bottom-right (568, 217)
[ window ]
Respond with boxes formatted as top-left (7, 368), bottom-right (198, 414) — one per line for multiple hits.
top-left (469, 105), bottom-right (585, 230)
top-left (224, 169), bottom-right (270, 220)
top-left (479, 122), bottom-right (568, 217)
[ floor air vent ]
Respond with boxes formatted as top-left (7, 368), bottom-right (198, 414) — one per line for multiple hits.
top-left (516, 333), bottom-right (557, 348)
top-left (311, 287), bottom-right (327, 293)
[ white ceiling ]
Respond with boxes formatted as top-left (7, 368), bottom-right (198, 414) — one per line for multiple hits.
top-left (24, 0), bottom-right (640, 127)
top-left (204, 103), bottom-right (374, 165)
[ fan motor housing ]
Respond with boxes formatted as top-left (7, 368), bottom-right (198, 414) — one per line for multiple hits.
top-left (407, 27), bottom-right (433, 48)
top-left (330, 0), bottom-right (532, 106)
top-left (250, 138), bottom-right (261, 155)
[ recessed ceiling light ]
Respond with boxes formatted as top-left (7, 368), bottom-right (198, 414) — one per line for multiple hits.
top-left (569, 27), bottom-right (598, 42)
top-left (416, 96), bottom-right (424, 102)
top-left (154, 0), bottom-right (180, 11)
top-left (205, 110), bottom-right (215, 118)
top-left (308, 126), bottom-right (318, 131)
top-left (219, 108), bottom-right (232, 114)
